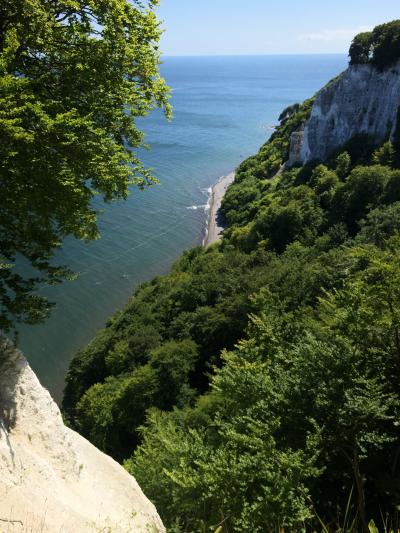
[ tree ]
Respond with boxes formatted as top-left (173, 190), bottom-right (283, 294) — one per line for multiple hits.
top-left (333, 165), bottom-right (391, 233)
top-left (372, 142), bottom-right (395, 167)
top-left (357, 203), bottom-right (400, 246)
top-left (128, 345), bottom-right (321, 533)
top-left (349, 21), bottom-right (400, 69)
top-left (335, 151), bottom-right (351, 179)
top-left (371, 20), bottom-right (400, 69)
top-left (0, 0), bottom-right (170, 331)
top-left (349, 32), bottom-right (373, 65)
top-left (278, 102), bottom-right (300, 124)
top-left (310, 164), bottom-right (339, 209)
top-left (253, 186), bottom-right (325, 252)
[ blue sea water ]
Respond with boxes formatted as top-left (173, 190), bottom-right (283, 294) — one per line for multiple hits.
top-left (18, 54), bottom-right (348, 401)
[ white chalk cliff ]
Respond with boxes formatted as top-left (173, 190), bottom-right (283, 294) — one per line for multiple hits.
top-left (289, 60), bottom-right (400, 165)
top-left (0, 338), bottom-right (165, 533)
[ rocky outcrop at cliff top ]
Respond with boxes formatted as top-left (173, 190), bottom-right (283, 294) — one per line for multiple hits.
top-left (0, 338), bottom-right (165, 533)
top-left (288, 60), bottom-right (400, 165)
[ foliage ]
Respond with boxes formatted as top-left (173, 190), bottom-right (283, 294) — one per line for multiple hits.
top-left (349, 32), bottom-right (373, 65)
top-left (64, 25), bottom-right (400, 530)
top-left (278, 103), bottom-right (301, 124)
top-left (129, 245), bottom-right (400, 531)
top-left (372, 142), bottom-right (395, 167)
top-left (371, 20), bottom-right (400, 69)
top-left (335, 152), bottom-right (352, 179)
top-left (65, 124), bottom-right (400, 530)
top-left (349, 20), bottom-right (400, 69)
top-left (0, 0), bottom-right (170, 330)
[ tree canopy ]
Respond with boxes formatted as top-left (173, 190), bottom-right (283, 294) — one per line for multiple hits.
top-left (0, 0), bottom-right (170, 330)
top-left (349, 20), bottom-right (400, 68)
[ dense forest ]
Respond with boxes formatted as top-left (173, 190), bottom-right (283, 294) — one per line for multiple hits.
top-left (62, 24), bottom-right (400, 533)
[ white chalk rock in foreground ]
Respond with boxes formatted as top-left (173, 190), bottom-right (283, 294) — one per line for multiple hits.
top-left (0, 338), bottom-right (165, 533)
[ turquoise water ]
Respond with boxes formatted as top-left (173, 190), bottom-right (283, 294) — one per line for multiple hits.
top-left (18, 55), bottom-right (348, 401)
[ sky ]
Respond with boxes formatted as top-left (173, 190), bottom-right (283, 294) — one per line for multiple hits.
top-left (156, 0), bottom-right (400, 56)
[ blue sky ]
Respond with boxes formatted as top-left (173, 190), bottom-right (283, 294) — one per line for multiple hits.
top-left (156, 0), bottom-right (400, 56)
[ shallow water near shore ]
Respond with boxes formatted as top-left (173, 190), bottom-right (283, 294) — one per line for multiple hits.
top-left (17, 54), bottom-right (348, 401)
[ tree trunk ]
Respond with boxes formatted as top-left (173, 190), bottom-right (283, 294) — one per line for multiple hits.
top-left (352, 447), bottom-right (368, 533)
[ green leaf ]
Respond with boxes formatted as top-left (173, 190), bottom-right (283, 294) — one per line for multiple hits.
top-left (368, 519), bottom-right (379, 533)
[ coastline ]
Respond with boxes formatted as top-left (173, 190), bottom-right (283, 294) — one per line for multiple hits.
top-left (203, 171), bottom-right (235, 247)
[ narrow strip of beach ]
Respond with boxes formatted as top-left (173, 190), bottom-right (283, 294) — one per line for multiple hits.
top-left (203, 171), bottom-right (235, 247)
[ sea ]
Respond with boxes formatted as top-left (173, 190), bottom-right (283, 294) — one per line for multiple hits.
top-left (17, 54), bottom-right (348, 401)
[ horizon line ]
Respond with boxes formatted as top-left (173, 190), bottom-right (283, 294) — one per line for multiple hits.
top-left (161, 52), bottom-right (349, 58)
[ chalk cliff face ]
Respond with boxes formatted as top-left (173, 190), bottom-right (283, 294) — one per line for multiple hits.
top-left (289, 60), bottom-right (400, 165)
top-left (0, 338), bottom-right (165, 533)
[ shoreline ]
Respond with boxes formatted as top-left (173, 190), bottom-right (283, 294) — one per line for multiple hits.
top-left (203, 171), bottom-right (235, 247)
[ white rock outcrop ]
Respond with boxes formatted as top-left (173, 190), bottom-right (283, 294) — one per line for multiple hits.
top-left (0, 338), bottom-right (165, 533)
top-left (289, 60), bottom-right (400, 165)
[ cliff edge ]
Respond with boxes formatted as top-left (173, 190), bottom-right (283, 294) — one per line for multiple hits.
top-left (0, 338), bottom-right (165, 533)
top-left (289, 59), bottom-right (400, 165)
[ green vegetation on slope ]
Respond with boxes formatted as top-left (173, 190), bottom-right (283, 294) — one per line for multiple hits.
top-left (0, 0), bottom-right (170, 331)
top-left (127, 152), bottom-right (400, 533)
top-left (64, 105), bottom-right (400, 531)
top-left (64, 22), bottom-right (400, 532)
